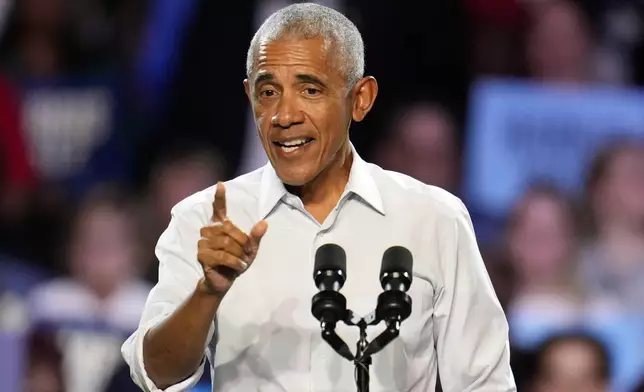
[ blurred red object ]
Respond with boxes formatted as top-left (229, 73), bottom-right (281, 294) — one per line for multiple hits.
top-left (466, 0), bottom-right (525, 27)
top-left (0, 74), bottom-right (35, 189)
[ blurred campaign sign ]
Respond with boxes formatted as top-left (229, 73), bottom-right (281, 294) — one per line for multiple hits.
top-left (18, 73), bottom-right (130, 198)
top-left (21, 75), bottom-right (116, 179)
top-left (463, 78), bottom-right (644, 218)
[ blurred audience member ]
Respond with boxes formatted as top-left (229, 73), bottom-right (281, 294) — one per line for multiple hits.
top-left (141, 145), bottom-right (225, 281)
top-left (579, 141), bottom-right (644, 391)
top-left (531, 333), bottom-right (610, 392)
top-left (525, 0), bottom-right (596, 84)
top-left (374, 101), bottom-right (459, 193)
top-left (147, 146), bottom-right (226, 231)
top-left (0, 0), bottom-right (74, 78)
top-left (30, 185), bottom-right (149, 325)
top-left (504, 185), bottom-right (588, 349)
top-left (375, 100), bottom-right (504, 242)
top-left (0, 1), bottom-right (135, 278)
top-left (0, 0), bottom-right (132, 203)
top-left (582, 141), bottom-right (644, 314)
top-left (466, 0), bottom-right (526, 77)
top-left (0, 0), bottom-right (115, 77)
top-left (23, 330), bottom-right (65, 392)
top-left (0, 68), bottom-right (68, 271)
top-left (28, 185), bottom-right (151, 392)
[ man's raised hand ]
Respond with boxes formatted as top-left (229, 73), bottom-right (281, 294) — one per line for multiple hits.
top-left (197, 182), bottom-right (268, 295)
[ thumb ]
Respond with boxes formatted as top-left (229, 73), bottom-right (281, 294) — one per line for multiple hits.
top-left (248, 220), bottom-right (268, 249)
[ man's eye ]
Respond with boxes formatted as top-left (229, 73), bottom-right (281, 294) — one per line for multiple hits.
top-left (304, 88), bottom-right (321, 96)
top-left (260, 89), bottom-right (276, 97)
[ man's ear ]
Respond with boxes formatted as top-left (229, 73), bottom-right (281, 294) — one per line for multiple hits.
top-left (351, 76), bottom-right (378, 122)
top-left (243, 79), bottom-right (251, 101)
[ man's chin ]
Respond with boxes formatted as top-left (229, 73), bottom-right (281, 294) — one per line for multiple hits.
top-left (275, 167), bottom-right (317, 187)
top-left (278, 175), bottom-right (313, 187)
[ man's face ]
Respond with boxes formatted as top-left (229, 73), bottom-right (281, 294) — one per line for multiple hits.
top-left (245, 37), bottom-right (355, 186)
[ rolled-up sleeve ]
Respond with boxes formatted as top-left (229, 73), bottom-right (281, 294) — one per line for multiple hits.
top-left (121, 204), bottom-right (216, 391)
top-left (432, 200), bottom-right (516, 392)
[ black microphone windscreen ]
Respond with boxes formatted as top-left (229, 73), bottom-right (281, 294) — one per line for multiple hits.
top-left (314, 243), bottom-right (346, 274)
top-left (380, 246), bottom-right (413, 276)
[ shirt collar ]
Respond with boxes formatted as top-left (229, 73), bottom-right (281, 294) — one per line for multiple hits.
top-left (257, 143), bottom-right (385, 219)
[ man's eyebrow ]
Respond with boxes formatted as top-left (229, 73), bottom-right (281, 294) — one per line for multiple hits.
top-left (296, 74), bottom-right (327, 88)
top-left (254, 73), bottom-right (274, 88)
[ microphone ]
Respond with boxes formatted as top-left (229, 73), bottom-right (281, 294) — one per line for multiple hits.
top-left (311, 243), bottom-right (354, 361)
top-left (376, 246), bottom-right (413, 323)
top-left (380, 246), bottom-right (413, 292)
top-left (313, 243), bottom-right (347, 292)
top-left (311, 243), bottom-right (348, 324)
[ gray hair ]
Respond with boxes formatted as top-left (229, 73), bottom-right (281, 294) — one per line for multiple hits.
top-left (246, 3), bottom-right (365, 89)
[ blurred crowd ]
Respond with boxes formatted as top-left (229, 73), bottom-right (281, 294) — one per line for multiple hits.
top-left (0, 0), bottom-right (644, 391)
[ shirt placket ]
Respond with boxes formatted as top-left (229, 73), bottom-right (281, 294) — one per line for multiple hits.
top-left (284, 193), bottom-right (352, 391)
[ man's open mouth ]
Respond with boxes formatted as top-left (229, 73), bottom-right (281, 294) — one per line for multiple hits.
top-left (273, 138), bottom-right (314, 152)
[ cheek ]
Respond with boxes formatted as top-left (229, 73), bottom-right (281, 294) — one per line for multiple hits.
top-left (255, 115), bottom-right (271, 142)
top-left (316, 106), bottom-right (350, 140)
top-left (251, 100), bottom-right (269, 126)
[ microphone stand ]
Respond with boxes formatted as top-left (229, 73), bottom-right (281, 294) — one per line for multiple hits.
top-left (354, 318), bottom-right (371, 392)
top-left (313, 290), bottom-right (410, 392)
top-left (342, 311), bottom-right (402, 392)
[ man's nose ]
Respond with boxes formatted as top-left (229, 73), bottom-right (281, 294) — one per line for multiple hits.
top-left (271, 94), bottom-right (305, 128)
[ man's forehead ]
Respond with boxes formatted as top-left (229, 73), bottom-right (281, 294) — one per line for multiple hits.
top-left (252, 37), bottom-right (343, 80)
top-left (259, 35), bottom-right (328, 49)
top-left (257, 38), bottom-right (329, 64)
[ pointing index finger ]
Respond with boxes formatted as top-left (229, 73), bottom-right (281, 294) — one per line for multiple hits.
top-left (213, 182), bottom-right (227, 223)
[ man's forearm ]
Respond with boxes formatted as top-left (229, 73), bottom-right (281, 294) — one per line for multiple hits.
top-left (143, 283), bottom-right (222, 389)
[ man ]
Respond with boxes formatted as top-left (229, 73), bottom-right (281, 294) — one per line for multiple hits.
top-left (121, 3), bottom-right (516, 391)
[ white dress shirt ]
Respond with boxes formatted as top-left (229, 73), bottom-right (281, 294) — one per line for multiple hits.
top-left (122, 145), bottom-right (516, 392)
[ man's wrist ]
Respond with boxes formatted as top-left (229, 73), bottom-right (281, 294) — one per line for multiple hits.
top-left (196, 278), bottom-right (226, 299)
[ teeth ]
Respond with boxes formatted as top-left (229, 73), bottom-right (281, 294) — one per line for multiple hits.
top-left (281, 138), bottom-right (308, 146)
